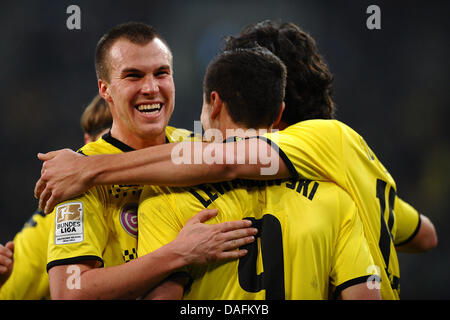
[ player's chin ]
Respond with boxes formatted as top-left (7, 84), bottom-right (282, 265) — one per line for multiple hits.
top-left (139, 121), bottom-right (167, 138)
top-left (138, 110), bottom-right (171, 135)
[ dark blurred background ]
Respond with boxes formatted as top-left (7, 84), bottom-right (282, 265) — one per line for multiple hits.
top-left (0, 0), bottom-right (448, 299)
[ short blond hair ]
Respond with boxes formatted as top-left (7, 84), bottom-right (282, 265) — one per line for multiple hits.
top-left (80, 95), bottom-right (112, 138)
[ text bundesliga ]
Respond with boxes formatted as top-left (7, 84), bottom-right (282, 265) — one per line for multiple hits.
top-left (180, 304), bottom-right (269, 317)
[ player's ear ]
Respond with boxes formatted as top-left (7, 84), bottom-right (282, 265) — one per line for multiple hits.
top-left (271, 101), bottom-right (285, 129)
top-left (210, 91), bottom-right (223, 120)
top-left (98, 79), bottom-right (112, 103)
top-left (84, 133), bottom-right (92, 145)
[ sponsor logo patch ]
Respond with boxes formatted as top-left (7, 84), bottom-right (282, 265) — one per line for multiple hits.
top-left (55, 202), bottom-right (83, 245)
top-left (119, 203), bottom-right (138, 237)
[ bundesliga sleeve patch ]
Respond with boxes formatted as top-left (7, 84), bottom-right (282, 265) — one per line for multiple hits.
top-left (54, 202), bottom-right (84, 245)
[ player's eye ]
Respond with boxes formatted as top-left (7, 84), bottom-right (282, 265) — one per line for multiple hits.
top-left (155, 68), bottom-right (171, 77)
top-left (125, 73), bottom-right (142, 79)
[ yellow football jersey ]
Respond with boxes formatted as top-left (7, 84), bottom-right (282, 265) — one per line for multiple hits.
top-left (47, 126), bottom-right (194, 271)
top-left (0, 210), bottom-right (51, 300)
top-left (138, 178), bottom-right (377, 300)
top-left (262, 119), bottom-right (421, 299)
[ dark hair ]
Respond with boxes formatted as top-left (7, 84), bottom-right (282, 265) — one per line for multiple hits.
top-left (204, 47), bottom-right (287, 129)
top-left (225, 20), bottom-right (335, 125)
top-left (95, 22), bottom-right (169, 81)
top-left (80, 94), bottom-right (112, 138)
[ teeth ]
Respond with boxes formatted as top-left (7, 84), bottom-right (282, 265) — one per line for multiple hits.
top-left (137, 103), bottom-right (161, 112)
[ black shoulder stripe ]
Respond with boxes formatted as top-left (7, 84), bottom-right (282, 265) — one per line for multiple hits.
top-left (255, 135), bottom-right (299, 180)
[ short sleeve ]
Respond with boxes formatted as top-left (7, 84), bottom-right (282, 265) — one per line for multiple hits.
top-left (393, 197), bottom-right (421, 246)
top-left (330, 192), bottom-right (378, 297)
top-left (46, 188), bottom-right (108, 271)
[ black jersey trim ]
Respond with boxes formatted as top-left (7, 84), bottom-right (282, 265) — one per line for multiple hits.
top-left (333, 275), bottom-right (380, 299)
top-left (255, 136), bottom-right (299, 180)
top-left (46, 255), bottom-right (104, 272)
top-left (395, 212), bottom-right (422, 246)
top-left (101, 132), bottom-right (170, 152)
top-left (222, 135), bottom-right (299, 179)
top-left (102, 132), bottom-right (135, 152)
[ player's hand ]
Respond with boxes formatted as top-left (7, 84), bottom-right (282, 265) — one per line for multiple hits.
top-left (172, 209), bottom-right (258, 265)
top-left (0, 241), bottom-right (14, 286)
top-left (35, 149), bottom-right (91, 214)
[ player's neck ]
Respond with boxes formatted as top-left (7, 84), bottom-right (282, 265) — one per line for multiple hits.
top-left (221, 123), bottom-right (271, 140)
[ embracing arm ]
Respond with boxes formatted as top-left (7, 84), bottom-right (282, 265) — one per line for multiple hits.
top-left (36, 139), bottom-right (289, 214)
top-left (49, 244), bottom-right (187, 299)
top-left (49, 209), bottom-right (256, 299)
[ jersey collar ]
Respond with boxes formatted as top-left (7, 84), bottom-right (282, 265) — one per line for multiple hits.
top-left (101, 131), bottom-right (170, 152)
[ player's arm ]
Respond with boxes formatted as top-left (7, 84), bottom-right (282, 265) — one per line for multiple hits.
top-left (0, 241), bottom-right (14, 288)
top-left (35, 139), bottom-right (290, 214)
top-left (49, 242), bottom-right (190, 299)
top-left (393, 197), bottom-right (438, 253)
top-left (144, 278), bottom-right (184, 300)
top-left (49, 246), bottom-right (185, 299)
top-left (34, 121), bottom-right (356, 214)
top-left (396, 214), bottom-right (438, 253)
top-left (49, 209), bottom-right (256, 299)
top-left (339, 282), bottom-right (381, 300)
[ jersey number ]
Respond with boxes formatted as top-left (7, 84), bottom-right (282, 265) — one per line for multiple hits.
top-left (237, 214), bottom-right (285, 299)
top-left (376, 179), bottom-right (399, 289)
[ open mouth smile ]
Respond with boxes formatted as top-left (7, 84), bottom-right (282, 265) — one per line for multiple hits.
top-left (135, 103), bottom-right (162, 114)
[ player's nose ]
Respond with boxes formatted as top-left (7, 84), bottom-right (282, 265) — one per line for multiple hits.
top-left (141, 76), bottom-right (159, 95)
